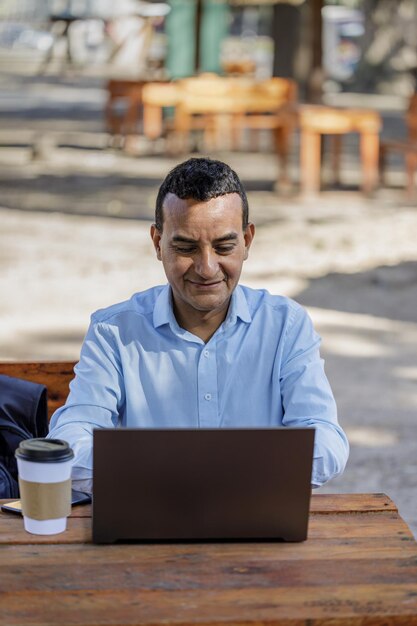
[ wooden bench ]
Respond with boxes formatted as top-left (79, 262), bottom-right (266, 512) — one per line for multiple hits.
top-left (142, 74), bottom-right (297, 186)
top-left (141, 75), bottom-right (296, 139)
top-left (0, 362), bottom-right (75, 421)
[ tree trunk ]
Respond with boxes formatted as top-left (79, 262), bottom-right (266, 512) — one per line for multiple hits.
top-left (272, 3), bottom-right (301, 79)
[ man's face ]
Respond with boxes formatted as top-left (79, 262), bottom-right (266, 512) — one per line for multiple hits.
top-left (151, 193), bottom-right (255, 328)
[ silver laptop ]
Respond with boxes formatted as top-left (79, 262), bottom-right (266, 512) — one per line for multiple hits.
top-left (92, 428), bottom-right (315, 543)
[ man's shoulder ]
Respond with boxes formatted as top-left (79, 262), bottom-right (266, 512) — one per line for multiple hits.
top-left (240, 285), bottom-right (304, 318)
top-left (91, 285), bottom-right (166, 325)
top-left (240, 286), bottom-right (315, 342)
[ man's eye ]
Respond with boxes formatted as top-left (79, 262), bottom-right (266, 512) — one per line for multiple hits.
top-left (216, 246), bottom-right (235, 254)
top-left (175, 246), bottom-right (195, 253)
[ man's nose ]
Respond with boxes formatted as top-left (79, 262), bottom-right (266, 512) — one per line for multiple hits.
top-left (194, 249), bottom-right (219, 279)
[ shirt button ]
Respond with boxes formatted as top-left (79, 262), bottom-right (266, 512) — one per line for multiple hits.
top-left (204, 393), bottom-right (212, 401)
top-left (204, 350), bottom-right (209, 357)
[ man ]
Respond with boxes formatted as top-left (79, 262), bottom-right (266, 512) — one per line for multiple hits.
top-left (48, 157), bottom-right (349, 494)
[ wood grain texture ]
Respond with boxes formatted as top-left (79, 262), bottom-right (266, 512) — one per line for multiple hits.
top-left (3, 544), bottom-right (417, 592)
top-left (1, 494), bottom-right (417, 625)
top-left (2, 534), bottom-right (417, 567)
top-left (1, 585), bottom-right (417, 626)
top-left (0, 361), bottom-right (76, 418)
top-left (0, 515), bottom-right (91, 544)
top-left (310, 493), bottom-right (397, 513)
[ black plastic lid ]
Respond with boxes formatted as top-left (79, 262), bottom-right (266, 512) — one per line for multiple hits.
top-left (15, 438), bottom-right (74, 463)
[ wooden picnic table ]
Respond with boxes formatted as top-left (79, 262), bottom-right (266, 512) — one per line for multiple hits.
top-left (1, 493), bottom-right (417, 625)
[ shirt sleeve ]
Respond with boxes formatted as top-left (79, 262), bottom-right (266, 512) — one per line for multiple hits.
top-left (47, 319), bottom-right (125, 487)
top-left (279, 304), bottom-right (349, 487)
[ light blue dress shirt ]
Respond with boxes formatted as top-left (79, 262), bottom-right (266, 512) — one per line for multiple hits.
top-left (48, 284), bottom-right (349, 492)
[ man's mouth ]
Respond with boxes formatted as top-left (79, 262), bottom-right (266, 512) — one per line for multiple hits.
top-left (187, 279), bottom-right (225, 288)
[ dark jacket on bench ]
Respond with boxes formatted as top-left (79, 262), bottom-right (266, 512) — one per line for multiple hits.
top-left (0, 375), bottom-right (48, 498)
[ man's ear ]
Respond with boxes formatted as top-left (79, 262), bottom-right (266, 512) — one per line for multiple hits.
top-left (243, 223), bottom-right (255, 260)
top-left (150, 224), bottom-right (162, 260)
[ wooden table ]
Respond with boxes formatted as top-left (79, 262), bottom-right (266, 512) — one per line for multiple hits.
top-left (299, 105), bottom-right (382, 195)
top-left (2, 493), bottom-right (417, 625)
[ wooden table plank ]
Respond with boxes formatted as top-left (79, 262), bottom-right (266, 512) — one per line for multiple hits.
top-left (308, 512), bottom-right (413, 539)
top-left (70, 493), bottom-right (396, 515)
top-left (0, 497), bottom-right (411, 545)
top-left (310, 492), bottom-right (397, 513)
top-left (0, 511), bottom-right (410, 544)
top-left (1, 533), bottom-right (416, 564)
top-left (2, 584), bottom-right (417, 626)
top-left (0, 515), bottom-right (91, 544)
top-left (0, 493), bottom-right (398, 523)
top-left (2, 547), bottom-right (417, 591)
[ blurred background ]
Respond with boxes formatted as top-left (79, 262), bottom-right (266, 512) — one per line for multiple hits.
top-left (1, 0), bottom-right (417, 536)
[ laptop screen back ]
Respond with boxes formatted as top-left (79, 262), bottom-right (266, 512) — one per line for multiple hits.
top-left (92, 428), bottom-right (315, 543)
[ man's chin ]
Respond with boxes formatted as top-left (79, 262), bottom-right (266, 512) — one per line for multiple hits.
top-left (191, 297), bottom-right (226, 311)
top-left (185, 292), bottom-right (230, 314)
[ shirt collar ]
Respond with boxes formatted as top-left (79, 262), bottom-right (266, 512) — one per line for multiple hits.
top-left (153, 284), bottom-right (252, 330)
top-left (224, 284), bottom-right (252, 327)
top-left (153, 284), bottom-right (175, 329)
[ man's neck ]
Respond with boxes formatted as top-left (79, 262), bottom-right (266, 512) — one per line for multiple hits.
top-left (173, 302), bottom-right (230, 343)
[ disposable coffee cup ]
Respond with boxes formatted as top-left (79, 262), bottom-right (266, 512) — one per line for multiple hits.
top-left (15, 438), bottom-right (74, 535)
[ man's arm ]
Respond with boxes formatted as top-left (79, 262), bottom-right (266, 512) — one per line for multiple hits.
top-left (47, 319), bottom-right (125, 493)
top-left (279, 304), bottom-right (349, 487)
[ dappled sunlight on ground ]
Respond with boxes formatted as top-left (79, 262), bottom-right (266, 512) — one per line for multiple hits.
top-left (345, 426), bottom-right (399, 447)
top-left (321, 330), bottom-right (391, 358)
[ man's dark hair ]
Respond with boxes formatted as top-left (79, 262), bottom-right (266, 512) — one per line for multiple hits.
top-left (155, 157), bottom-right (249, 232)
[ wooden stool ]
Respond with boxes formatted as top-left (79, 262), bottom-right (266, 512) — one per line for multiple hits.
top-left (299, 106), bottom-right (381, 195)
top-left (380, 94), bottom-right (417, 198)
top-left (105, 79), bottom-right (146, 137)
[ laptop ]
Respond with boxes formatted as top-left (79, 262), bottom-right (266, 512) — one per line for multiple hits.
top-left (92, 427), bottom-right (315, 544)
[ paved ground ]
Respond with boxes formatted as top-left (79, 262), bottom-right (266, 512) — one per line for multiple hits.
top-left (1, 70), bottom-right (417, 538)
